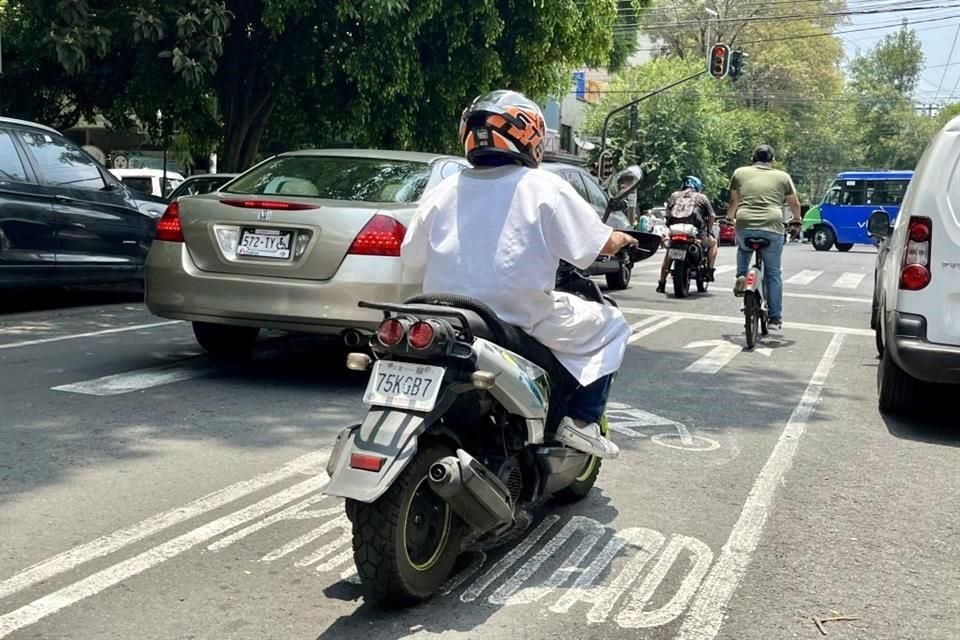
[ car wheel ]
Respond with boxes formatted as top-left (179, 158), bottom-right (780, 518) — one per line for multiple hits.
top-left (605, 259), bottom-right (632, 290)
top-left (877, 346), bottom-right (920, 414)
top-left (836, 243), bottom-right (854, 252)
top-left (192, 321), bottom-right (260, 357)
top-left (812, 226), bottom-right (835, 252)
top-left (875, 317), bottom-right (884, 357)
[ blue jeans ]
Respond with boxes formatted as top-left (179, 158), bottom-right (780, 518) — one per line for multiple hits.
top-left (736, 229), bottom-right (784, 321)
top-left (567, 374), bottom-right (613, 424)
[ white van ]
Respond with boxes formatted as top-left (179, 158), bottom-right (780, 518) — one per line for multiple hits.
top-left (870, 114), bottom-right (960, 413)
top-left (109, 168), bottom-right (185, 199)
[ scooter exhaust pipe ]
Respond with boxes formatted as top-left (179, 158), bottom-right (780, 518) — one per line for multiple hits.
top-left (428, 450), bottom-right (513, 536)
top-left (342, 330), bottom-right (363, 348)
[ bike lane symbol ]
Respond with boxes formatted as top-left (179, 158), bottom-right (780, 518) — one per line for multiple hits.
top-left (606, 402), bottom-right (720, 452)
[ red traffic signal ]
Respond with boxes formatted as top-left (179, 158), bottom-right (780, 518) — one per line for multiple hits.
top-left (709, 43), bottom-right (730, 79)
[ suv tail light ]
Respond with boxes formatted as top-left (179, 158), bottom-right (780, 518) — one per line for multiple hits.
top-left (377, 318), bottom-right (406, 346)
top-left (408, 321), bottom-right (435, 350)
top-left (155, 201), bottom-right (184, 242)
top-left (348, 215), bottom-right (406, 256)
top-left (900, 216), bottom-right (932, 291)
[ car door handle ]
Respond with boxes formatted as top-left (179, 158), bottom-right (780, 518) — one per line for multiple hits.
top-left (54, 195), bottom-right (78, 204)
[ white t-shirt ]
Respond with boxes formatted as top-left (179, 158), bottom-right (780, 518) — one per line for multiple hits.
top-left (401, 165), bottom-right (632, 386)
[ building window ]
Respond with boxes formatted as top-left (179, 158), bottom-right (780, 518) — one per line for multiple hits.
top-left (560, 125), bottom-right (573, 153)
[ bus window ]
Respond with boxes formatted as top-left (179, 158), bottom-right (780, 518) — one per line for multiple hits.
top-left (884, 180), bottom-right (909, 205)
top-left (841, 180), bottom-right (866, 205)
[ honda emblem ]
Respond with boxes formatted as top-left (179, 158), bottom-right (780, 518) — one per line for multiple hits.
top-left (257, 210), bottom-right (272, 221)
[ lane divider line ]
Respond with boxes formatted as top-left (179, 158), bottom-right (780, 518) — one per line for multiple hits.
top-left (0, 321), bottom-right (181, 351)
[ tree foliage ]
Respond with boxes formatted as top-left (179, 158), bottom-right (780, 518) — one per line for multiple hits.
top-left (2, 0), bottom-right (641, 170)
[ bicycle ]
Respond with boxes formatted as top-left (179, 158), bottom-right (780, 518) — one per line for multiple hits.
top-left (737, 237), bottom-right (770, 349)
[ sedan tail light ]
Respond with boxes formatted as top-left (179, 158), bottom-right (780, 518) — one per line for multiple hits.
top-left (155, 201), bottom-right (184, 243)
top-left (220, 199), bottom-right (317, 211)
top-left (900, 216), bottom-right (932, 291)
top-left (348, 215), bottom-right (406, 257)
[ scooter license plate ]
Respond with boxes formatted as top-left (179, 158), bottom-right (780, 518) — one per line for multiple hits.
top-left (363, 360), bottom-right (446, 412)
top-left (669, 248), bottom-right (687, 260)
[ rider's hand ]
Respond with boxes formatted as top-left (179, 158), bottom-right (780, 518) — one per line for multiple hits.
top-left (600, 230), bottom-right (639, 256)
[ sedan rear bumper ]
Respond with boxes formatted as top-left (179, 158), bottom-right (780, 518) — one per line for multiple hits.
top-left (145, 241), bottom-right (420, 334)
top-left (887, 311), bottom-right (960, 383)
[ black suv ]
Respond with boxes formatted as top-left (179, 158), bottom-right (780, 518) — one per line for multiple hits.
top-left (541, 161), bottom-right (635, 289)
top-left (0, 117), bottom-right (166, 289)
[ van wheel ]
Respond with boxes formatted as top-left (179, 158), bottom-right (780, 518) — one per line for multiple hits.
top-left (878, 347), bottom-right (919, 413)
top-left (812, 226), bottom-right (835, 251)
top-left (874, 313), bottom-right (884, 357)
top-left (836, 243), bottom-right (854, 252)
top-left (192, 322), bottom-right (260, 356)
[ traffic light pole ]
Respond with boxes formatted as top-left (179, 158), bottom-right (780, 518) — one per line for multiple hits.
top-left (597, 69), bottom-right (708, 174)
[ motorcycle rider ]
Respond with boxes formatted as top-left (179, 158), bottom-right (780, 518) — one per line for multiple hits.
top-left (401, 90), bottom-right (638, 459)
top-left (656, 175), bottom-right (717, 293)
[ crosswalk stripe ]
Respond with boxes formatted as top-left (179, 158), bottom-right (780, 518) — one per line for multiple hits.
top-left (832, 272), bottom-right (866, 289)
top-left (785, 270), bottom-right (823, 285)
top-left (628, 316), bottom-right (681, 344)
top-left (714, 265), bottom-right (736, 275)
top-left (52, 358), bottom-right (215, 396)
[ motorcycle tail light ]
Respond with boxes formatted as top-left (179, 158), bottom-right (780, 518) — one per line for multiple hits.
top-left (350, 453), bottom-right (385, 472)
top-left (377, 318), bottom-right (405, 346)
top-left (671, 234), bottom-right (690, 242)
top-left (408, 321), bottom-right (435, 350)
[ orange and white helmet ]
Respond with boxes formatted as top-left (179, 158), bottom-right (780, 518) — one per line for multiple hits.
top-left (459, 90), bottom-right (546, 168)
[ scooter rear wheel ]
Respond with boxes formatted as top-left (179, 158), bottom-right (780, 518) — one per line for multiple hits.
top-left (349, 443), bottom-right (463, 604)
top-left (672, 263), bottom-right (691, 298)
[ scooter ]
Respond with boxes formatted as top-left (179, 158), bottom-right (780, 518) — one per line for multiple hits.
top-left (666, 223), bottom-right (710, 298)
top-left (323, 169), bottom-right (661, 605)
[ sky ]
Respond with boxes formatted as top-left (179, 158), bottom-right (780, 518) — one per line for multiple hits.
top-left (843, 2), bottom-right (960, 105)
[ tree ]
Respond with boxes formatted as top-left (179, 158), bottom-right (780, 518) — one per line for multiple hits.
top-left (848, 24), bottom-right (931, 169)
top-left (3, 0), bottom-right (641, 170)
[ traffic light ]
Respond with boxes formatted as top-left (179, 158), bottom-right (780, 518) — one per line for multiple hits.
top-left (590, 161), bottom-right (599, 177)
top-left (709, 43), bottom-right (730, 79)
top-left (601, 155), bottom-right (614, 180)
top-left (729, 49), bottom-right (747, 80)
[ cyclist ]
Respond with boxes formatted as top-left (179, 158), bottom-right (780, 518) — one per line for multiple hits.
top-left (727, 144), bottom-right (802, 331)
top-left (656, 175), bottom-right (716, 293)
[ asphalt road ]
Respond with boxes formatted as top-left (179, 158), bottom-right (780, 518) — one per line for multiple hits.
top-left (1, 244), bottom-right (958, 640)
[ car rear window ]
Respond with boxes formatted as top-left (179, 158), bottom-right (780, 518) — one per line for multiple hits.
top-left (224, 156), bottom-right (432, 203)
top-left (122, 177), bottom-right (153, 194)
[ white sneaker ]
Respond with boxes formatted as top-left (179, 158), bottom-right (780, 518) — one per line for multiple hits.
top-left (556, 417), bottom-right (620, 459)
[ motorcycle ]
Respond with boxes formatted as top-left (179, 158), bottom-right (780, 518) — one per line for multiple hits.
top-left (666, 222), bottom-right (710, 298)
top-left (323, 168), bottom-right (662, 605)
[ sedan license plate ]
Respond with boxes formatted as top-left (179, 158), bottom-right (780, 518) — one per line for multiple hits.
top-left (237, 228), bottom-right (292, 259)
top-left (669, 248), bottom-right (687, 260)
top-left (363, 360), bottom-right (445, 412)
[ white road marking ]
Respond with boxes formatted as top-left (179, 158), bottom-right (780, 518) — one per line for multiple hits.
top-left (618, 307), bottom-right (873, 337)
top-left (783, 291), bottom-right (870, 304)
top-left (549, 528), bottom-right (665, 622)
top-left (628, 316), bottom-right (681, 344)
top-left (714, 265), bottom-right (736, 275)
top-left (0, 470), bottom-right (331, 638)
top-left (206, 492), bottom-right (338, 554)
top-left (0, 450), bottom-right (329, 602)
top-left (683, 340), bottom-right (743, 374)
top-left (784, 269), bottom-right (822, 285)
top-left (52, 358), bottom-right (215, 395)
top-left (676, 333), bottom-right (846, 640)
top-left (0, 321), bottom-right (180, 350)
top-left (832, 272), bottom-right (866, 289)
top-left (616, 535), bottom-right (714, 629)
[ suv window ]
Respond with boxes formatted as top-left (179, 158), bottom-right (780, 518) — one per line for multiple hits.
top-left (562, 170), bottom-right (591, 203)
top-left (20, 131), bottom-right (104, 190)
top-left (0, 130), bottom-right (27, 182)
top-left (581, 173), bottom-right (609, 209)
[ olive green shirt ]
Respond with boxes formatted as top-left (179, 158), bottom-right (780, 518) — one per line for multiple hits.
top-left (729, 164), bottom-right (796, 234)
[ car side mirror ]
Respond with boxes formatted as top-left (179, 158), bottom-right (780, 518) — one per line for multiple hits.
top-left (867, 209), bottom-right (892, 238)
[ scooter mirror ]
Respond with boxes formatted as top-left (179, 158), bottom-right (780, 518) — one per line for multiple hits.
top-left (608, 165), bottom-right (644, 200)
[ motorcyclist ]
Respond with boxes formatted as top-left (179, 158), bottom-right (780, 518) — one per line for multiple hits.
top-left (656, 175), bottom-right (717, 293)
top-left (401, 90), bottom-right (638, 459)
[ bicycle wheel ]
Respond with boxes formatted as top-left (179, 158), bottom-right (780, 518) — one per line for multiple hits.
top-left (744, 292), bottom-right (760, 349)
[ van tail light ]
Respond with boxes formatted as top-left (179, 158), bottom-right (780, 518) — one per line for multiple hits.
top-left (155, 201), bottom-right (184, 242)
top-left (900, 216), bottom-right (931, 291)
top-left (377, 318), bottom-right (406, 346)
top-left (408, 321), bottom-right (436, 350)
top-left (348, 215), bottom-right (406, 257)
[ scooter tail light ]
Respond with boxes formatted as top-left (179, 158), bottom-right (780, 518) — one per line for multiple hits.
top-left (377, 318), bottom-right (405, 346)
top-left (350, 453), bottom-right (385, 472)
top-left (408, 321), bottom-right (435, 350)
